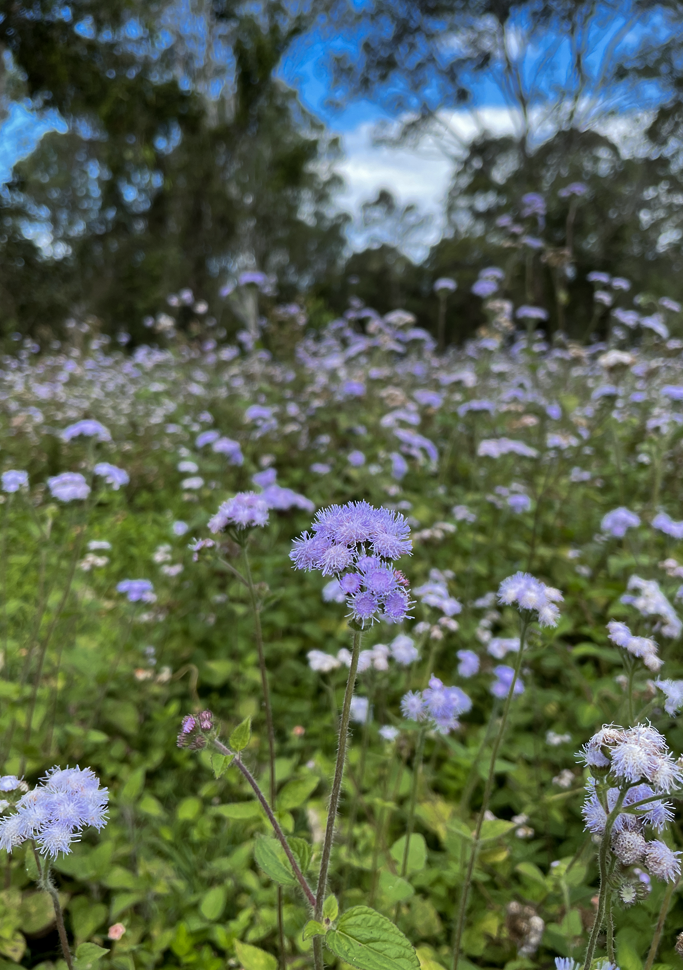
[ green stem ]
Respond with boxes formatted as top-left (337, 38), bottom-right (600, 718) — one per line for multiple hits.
top-left (582, 790), bottom-right (626, 970)
top-left (32, 844), bottom-right (73, 970)
top-left (242, 546), bottom-right (282, 969)
top-left (605, 886), bottom-right (615, 962)
top-left (459, 701), bottom-right (501, 814)
top-left (313, 627), bottom-right (363, 970)
top-left (213, 740), bottom-right (316, 906)
top-left (401, 727), bottom-right (426, 878)
top-left (451, 618), bottom-right (529, 970)
top-left (644, 878), bottom-right (677, 970)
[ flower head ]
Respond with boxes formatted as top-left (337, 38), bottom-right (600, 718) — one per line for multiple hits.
top-left (1, 470), bottom-right (28, 493)
top-left (498, 572), bottom-right (562, 627)
top-left (208, 492), bottom-right (269, 533)
top-left (47, 472), bottom-right (90, 502)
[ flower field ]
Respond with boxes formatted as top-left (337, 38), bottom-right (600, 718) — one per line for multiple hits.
top-left (2, 287), bottom-right (683, 970)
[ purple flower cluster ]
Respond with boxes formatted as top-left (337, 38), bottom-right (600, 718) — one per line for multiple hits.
top-left (1, 470), bottom-right (28, 493)
top-left (94, 462), bottom-right (129, 489)
top-left (580, 724), bottom-right (682, 884)
top-left (177, 710), bottom-right (214, 748)
top-left (61, 419), bottom-right (111, 442)
top-left (208, 491), bottom-right (270, 532)
top-left (602, 507), bottom-right (641, 537)
top-left (400, 675), bottom-right (472, 733)
top-left (47, 472), bottom-right (90, 502)
top-left (490, 664), bottom-right (525, 698)
top-left (498, 572), bottom-right (563, 627)
top-left (117, 579), bottom-right (155, 603)
top-left (652, 512), bottom-right (683, 540)
top-left (0, 766), bottom-right (108, 858)
top-left (607, 620), bottom-right (662, 672)
top-left (290, 501), bottom-right (412, 626)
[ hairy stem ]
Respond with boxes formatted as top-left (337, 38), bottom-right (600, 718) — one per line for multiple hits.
top-left (582, 791), bottom-right (625, 970)
top-left (401, 726), bottom-right (426, 878)
top-left (313, 627), bottom-right (363, 970)
top-left (241, 546), bottom-right (282, 968)
top-left (213, 739), bottom-right (316, 907)
top-left (451, 619), bottom-right (528, 970)
top-left (32, 844), bottom-right (73, 970)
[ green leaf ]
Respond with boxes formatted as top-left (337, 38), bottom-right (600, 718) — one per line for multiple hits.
top-left (325, 906), bottom-right (420, 970)
top-left (389, 834), bottom-right (427, 874)
top-left (323, 895), bottom-right (339, 921)
top-left (176, 796), bottom-right (202, 821)
top-left (200, 886), bottom-right (227, 921)
top-left (19, 892), bottom-right (57, 934)
top-left (289, 837), bottom-right (312, 874)
top-left (234, 940), bottom-right (277, 970)
top-left (211, 751), bottom-right (233, 778)
top-left (74, 943), bottom-right (108, 970)
top-left (302, 920), bottom-right (326, 941)
top-left (229, 717), bottom-right (252, 752)
top-left (515, 862), bottom-right (547, 887)
top-left (479, 819), bottom-right (515, 841)
top-left (378, 871), bottom-right (414, 904)
top-left (119, 767), bottom-right (145, 804)
top-left (254, 836), bottom-right (298, 887)
top-left (278, 775), bottom-right (318, 811)
top-left (214, 802), bottom-right (262, 820)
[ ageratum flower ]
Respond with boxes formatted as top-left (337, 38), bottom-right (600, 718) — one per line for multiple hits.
top-left (579, 724), bottom-right (682, 884)
top-left (47, 472), bottom-right (90, 502)
top-left (654, 678), bottom-right (683, 715)
top-left (61, 419), bottom-right (111, 442)
top-left (607, 620), bottom-right (662, 672)
top-left (0, 766), bottom-right (108, 858)
top-left (117, 579), bottom-right (156, 603)
top-left (498, 572), bottom-right (563, 627)
top-left (1, 470), bottom-right (28, 493)
top-left (93, 463), bottom-right (129, 490)
top-left (208, 492), bottom-right (269, 533)
top-left (401, 675), bottom-right (471, 734)
top-left (602, 507), bottom-right (641, 538)
top-left (491, 664), bottom-right (525, 698)
top-left (290, 501), bottom-right (412, 626)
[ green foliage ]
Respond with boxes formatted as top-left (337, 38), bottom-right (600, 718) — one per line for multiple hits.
top-left (325, 906), bottom-right (420, 970)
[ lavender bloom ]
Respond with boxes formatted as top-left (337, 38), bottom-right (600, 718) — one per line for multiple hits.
top-left (350, 696), bottom-right (371, 724)
top-left (516, 305), bottom-right (548, 321)
top-left (310, 463), bottom-right (331, 475)
top-left (391, 634), bottom-right (419, 664)
top-left (1, 470), bottom-right (28, 492)
top-left (62, 419), bottom-right (111, 442)
top-left (623, 575), bottom-right (681, 638)
top-left (211, 437), bottom-right (244, 465)
top-left (422, 675), bottom-right (472, 733)
top-left (0, 776), bottom-right (21, 792)
top-left (117, 579), bottom-right (155, 603)
top-left (47, 472), bottom-right (90, 502)
top-left (414, 579), bottom-right (461, 617)
top-left (290, 501), bottom-right (412, 627)
top-left (379, 726), bottom-right (400, 741)
top-left (93, 463), bottom-right (129, 490)
top-left (472, 278), bottom-right (498, 299)
top-left (558, 182), bottom-right (587, 198)
top-left (652, 512), bottom-right (683, 539)
top-left (491, 665), bottom-right (525, 698)
top-left (602, 507), bottom-right (641, 538)
top-left (390, 452), bottom-right (408, 480)
top-left (478, 438), bottom-right (538, 459)
top-left (654, 679), bottom-right (683, 715)
top-left (521, 192), bottom-right (546, 218)
top-left (457, 649), bottom-right (480, 677)
top-left (307, 650), bottom-right (342, 673)
top-left (607, 620), bottom-right (662, 672)
top-left (507, 494), bottom-right (531, 514)
top-left (261, 484), bottom-right (314, 513)
top-left (401, 691), bottom-right (426, 721)
top-left (498, 572), bottom-right (563, 627)
top-left (208, 492), bottom-right (269, 532)
top-left (487, 637), bottom-right (520, 659)
top-left (347, 450), bottom-right (366, 467)
top-left (434, 277), bottom-right (457, 293)
top-left (252, 468), bottom-right (277, 488)
top-left (394, 428), bottom-right (438, 463)
top-left (580, 724), bottom-right (683, 883)
top-left (173, 521), bottom-right (189, 536)
top-left (0, 766), bottom-right (108, 858)
top-left (196, 430), bottom-right (220, 448)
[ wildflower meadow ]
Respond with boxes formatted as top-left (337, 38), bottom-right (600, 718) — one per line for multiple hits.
top-left (2, 243), bottom-right (683, 970)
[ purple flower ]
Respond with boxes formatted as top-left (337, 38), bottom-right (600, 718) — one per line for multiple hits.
top-left (391, 634), bottom-right (419, 664)
top-left (390, 452), bottom-right (408, 480)
top-left (347, 450), bottom-right (366, 467)
top-left (434, 277), bottom-right (457, 293)
top-left (117, 579), bottom-right (156, 603)
top-left (61, 419), bottom-right (111, 443)
top-left (498, 572), bottom-right (563, 627)
top-left (521, 192), bottom-right (546, 218)
top-left (491, 665), bottom-right (525, 698)
top-left (208, 492), bottom-right (269, 532)
top-left (173, 521), bottom-right (189, 536)
top-left (401, 691), bottom-right (426, 721)
top-left (472, 278), bottom-right (498, 299)
top-left (290, 501), bottom-right (412, 627)
top-left (602, 507), bottom-right (641, 538)
top-left (516, 305), bottom-right (548, 321)
top-left (93, 463), bottom-right (129, 490)
top-left (1, 470), bottom-right (28, 493)
top-left (558, 182), bottom-right (587, 198)
top-left (652, 512), bottom-right (683, 539)
top-left (0, 766), bottom-right (108, 858)
top-left (252, 468), bottom-right (277, 488)
top-left (196, 430), bottom-right (220, 448)
top-left (211, 437), bottom-right (244, 465)
top-left (507, 494), bottom-right (531, 514)
top-left (457, 649), bottom-right (479, 678)
top-left (47, 472), bottom-right (90, 502)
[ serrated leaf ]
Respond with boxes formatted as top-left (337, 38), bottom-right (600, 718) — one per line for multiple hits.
top-left (479, 819), bottom-right (515, 841)
top-left (278, 775), bottom-right (318, 811)
top-left (323, 895), bottom-right (338, 920)
top-left (289, 837), bottom-right (312, 874)
top-left (229, 717), bottom-right (251, 752)
top-left (389, 834), bottom-right (427, 874)
top-left (515, 861), bottom-right (547, 886)
top-left (234, 940), bottom-right (277, 970)
top-left (254, 836), bottom-right (297, 887)
top-left (74, 943), bottom-right (108, 970)
top-left (325, 905), bottom-right (420, 970)
top-left (302, 920), bottom-right (326, 941)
